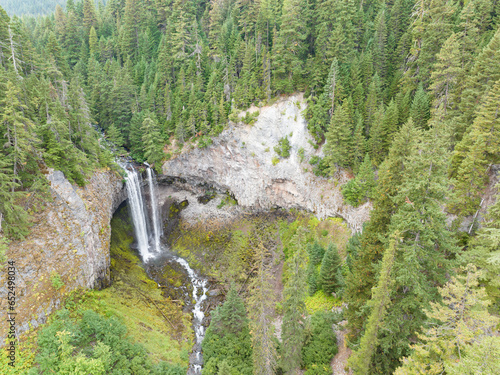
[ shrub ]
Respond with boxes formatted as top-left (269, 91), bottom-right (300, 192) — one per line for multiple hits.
top-left (298, 147), bottom-right (305, 162)
top-left (29, 309), bottom-right (184, 375)
top-left (241, 111), bottom-right (259, 125)
top-left (274, 136), bottom-right (291, 158)
top-left (50, 272), bottom-right (64, 290)
top-left (302, 312), bottom-right (339, 369)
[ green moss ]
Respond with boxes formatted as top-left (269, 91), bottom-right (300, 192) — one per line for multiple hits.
top-left (56, 205), bottom-right (193, 368)
top-left (305, 290), bottom-right (341, 314)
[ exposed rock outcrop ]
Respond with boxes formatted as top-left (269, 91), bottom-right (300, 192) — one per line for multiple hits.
top-left (0, 168), bottom-right (125, 342)
top-left (163, 94), bottom-right (371, 231)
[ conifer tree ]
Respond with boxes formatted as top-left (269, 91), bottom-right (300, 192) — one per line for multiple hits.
top-left (1, 79), bottom-right (33, 183)
top-left (348, 234), bottom-right (399, 375)
top-left (368, 104), bottom-right (386, 165)
top-left (203, 286), bottom-right (253, 374)
top-left (410, 84), bottom-right (430, 129)
top-left (456, 28), bottom-right (500, 139)
top-left (351, 117), bottom-right (366, 173)
top-left (345, 118), bottom-right (421, 346)
top-left (281, 230), bottom-right (308, 374)
top-left (356, 153), bottom-right (375, 201)
top-left (394, 265), bottom-right (500, 375)
top-left (325, 101), bottom-right (353, 170)
top-left (428, 32), bottom-right (461, 116)
top-left (318, 244), bottom-right (341, 294)
top-left (373, 6), bottom-right (388, 79)
top-left (107, 124), bottom-right (124, 148)
top-left (463, 185), bottom-right (500, 309)
top-left (0, 157), bottom-right (29, 239)
top-left (372, 120), bottom-right (457, 374)
top-left (89, 26), bottom-right (98, 57)
top-left (141, 115), bottom-right (164, 168)
top-left (273, 0), bottom-right (308, 93)
top-left (451, 79), bottom-right (500, 215)
top-left (247, 244), bottom-right (277, 375)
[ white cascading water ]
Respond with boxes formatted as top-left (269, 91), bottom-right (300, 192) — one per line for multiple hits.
top-left (147, 167), bottom-right (162, 253)
top-left (174, 256), bottom-right (208, 374)
top-left (121, 163), bottom-right (208, 372)
top-left (124, 166), bottom-right (154, 261)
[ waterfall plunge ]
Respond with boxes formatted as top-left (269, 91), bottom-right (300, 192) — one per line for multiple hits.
top-left (122, 163), bottom-right (208, 373)
top-left (123, 165), bottom-right (162, 261)
top-left (147, 167), bottom-right (162, 253)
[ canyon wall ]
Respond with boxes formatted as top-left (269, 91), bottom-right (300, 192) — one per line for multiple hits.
top-left (163, 94), bottom-right (372, 232)
top-left (0, 168), bottom-right (125, 342)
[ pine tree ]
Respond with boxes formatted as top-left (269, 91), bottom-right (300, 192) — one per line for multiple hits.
top-left (456, 28), bottom-right (500, 139)
top-left (83, 0), bottom-right (97, 33)
top-left (247, 244), bottom-right (277, 375)
top-left (203, 286), bottom-right (253, 374)
top-left (89, 26), bottom-right (98, 57)
top-left (273, 0), bottom-right (308, 93)
top-left (463, 185), bottom-right (500, 310)
top-left (368, 104), bottom-right (386, 165)
top-left (383, 98), bottom-right (399, 150)
top-left (141, 115), bottom-right (164, 169)
top-left (356, 153), bottom-right (375, 201)
top-left (0, 157), bottom-right (29, 239)
top-left (107, 124), bottom-right (124, 148)
top-left (325, 101), bottom-right (353, 170)
top-left (281, 230), bottom-right (308, 374)
top-left (1, 79), bottom-right (33, 184)
top-left (324, 58), bottom-right (340, 117)
top-left (348, 233), bottom-right (399, 375)
top-left (351, 117), bottom-right (366, 173)
top-left (372, 120), bottom-right (457, 374)
top-left (410, 84), bottom-right (430, 129)
top-left (318, 244), bottom-right (341, 294)
top-left (451, 79), bottom-right (500, 215)
top-left (373, 6), bottom-right (388, 79)
top-left (394, 265), bottom-right (500, 375)
top-left (345, 118), bottom-right (421, 347)
top-left (428, 32), bottom-right (461, 116)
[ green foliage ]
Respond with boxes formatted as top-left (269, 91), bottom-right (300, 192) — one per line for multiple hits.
top-left (241, 111), bottom-right (260, 125)
top-left (50, 271), bottom-right (64, 290)
top-left (281, 229), bottom-right (308, 373)
top-left (29, 309), bottom-right (182, 375)
top-left (202, 287), bottom-right (253, 375)
top-left (274, 136), bottom-right (291, 158)
top-left (342, 154), bottom-right (375, 206)
top-left (318, 244), bottom-right (342, 294)
top-left (394, 264), bottom-right (500, 375)
top-left (302, 312), bottom-right (339, 370)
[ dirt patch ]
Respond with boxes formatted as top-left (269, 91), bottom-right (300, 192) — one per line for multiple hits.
top-left (331, 321), bottom-right (353, 375)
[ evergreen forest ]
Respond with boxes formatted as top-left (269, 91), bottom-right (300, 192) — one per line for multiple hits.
top-left (1, 0), bottom-right (500, 374)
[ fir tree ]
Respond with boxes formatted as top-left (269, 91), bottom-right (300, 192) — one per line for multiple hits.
top-left (349, 233), bottom-right (399, 375)
top-left (141, 115), bottom-right (164, 169)
top-left (247, 244), bottom-right (277, 375)
top-left (281, 229), bottom-right (308, 374)
top-left (394, 265), bottom-right (500, 375)
top-left (325, 101), bottom-right (353, 170)
top-left (273, 0), bottom-right (308, 93)
top-left (410, 84), bottom-right (430, 129)
top-left (318, 243), bottom-right (341, 294)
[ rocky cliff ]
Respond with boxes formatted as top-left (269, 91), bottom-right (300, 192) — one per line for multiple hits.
top-left (163, 94), bottom-right (371, 231)
top-left (0, 168), bottom-right (125, 342)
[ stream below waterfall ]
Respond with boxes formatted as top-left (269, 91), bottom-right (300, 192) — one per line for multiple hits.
top-left (122, 164), bottom-right (209, 374)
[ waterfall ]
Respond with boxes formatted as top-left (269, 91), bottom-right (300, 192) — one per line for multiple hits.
top-left (147, 167), bottom-right (162, 253)
top-left (123, 165), bottom-right (155, 261)
top-left (173, 256), bottom-right (208, 374)
top-left (121, 162), bottom-right (208, 373)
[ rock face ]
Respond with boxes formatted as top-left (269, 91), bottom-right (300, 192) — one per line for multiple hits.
top-left (163, 94), bottom-right (371, 231)
top-left (0, 169), bottom-right (125, 342)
